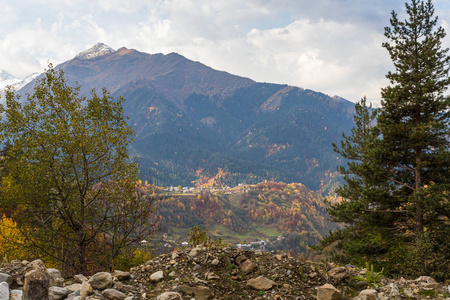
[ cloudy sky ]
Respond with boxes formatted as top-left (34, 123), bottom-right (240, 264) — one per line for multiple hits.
top-left (1, 0), bottom-right (450, 105)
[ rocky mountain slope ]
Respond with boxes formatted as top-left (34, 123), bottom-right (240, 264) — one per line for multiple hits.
top-left (1, 247), bottom-right (449, 299)
top-left (17, 43), bottom-right (355, 191)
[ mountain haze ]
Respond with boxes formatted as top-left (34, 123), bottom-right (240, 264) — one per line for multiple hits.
top-left (18, 43), bottom-right (356, 190)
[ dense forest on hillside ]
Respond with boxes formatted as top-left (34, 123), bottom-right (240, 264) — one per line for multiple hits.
top-left (120, 83), bottom-right (354, 191)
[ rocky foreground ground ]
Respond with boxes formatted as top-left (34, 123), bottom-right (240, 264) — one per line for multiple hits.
top-left (0, 246), bottom-right (449, 299)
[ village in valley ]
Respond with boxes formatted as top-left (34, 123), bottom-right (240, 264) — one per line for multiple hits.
top-left (163, 183), bottom-right (254, 195)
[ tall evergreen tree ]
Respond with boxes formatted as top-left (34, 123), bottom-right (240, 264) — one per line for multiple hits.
top-left (323, 0), bottom-right (450, 278)
top-left (376, 0), bottom-right (450, 276)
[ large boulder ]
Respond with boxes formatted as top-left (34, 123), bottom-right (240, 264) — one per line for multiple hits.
top-left (0, 282), bottom-right (9, 300)
top-left (23, 259), bottom-right (52, 300)
top-left (88, 272), bottom-right (113, 290)
top-left (48, 286), bottom-right (70, 300)
top-left (112, 270), bottom-right (131, 281)
top-left (102, 288), bottom-right (127, 300)
top-left (47, 268), bottom-right (64, 287)
top-left (10, 290), bottom-right (22, 300)
top-left (317, 283), bottom-right (342, 300)
top-left (80, 281), bottom-right (93, 298)
top-left (0, 273), bottom-right (13, 286)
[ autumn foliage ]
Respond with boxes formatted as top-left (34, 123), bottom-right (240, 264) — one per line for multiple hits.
top-left (159, 181), bottom-right (338, 254)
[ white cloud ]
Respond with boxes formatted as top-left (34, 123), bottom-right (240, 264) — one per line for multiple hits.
top-left (0, 0), bottom-right (448, 106)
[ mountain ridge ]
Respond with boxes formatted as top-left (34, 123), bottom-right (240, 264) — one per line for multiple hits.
top-left (16, 43), bottom-right (356, 190)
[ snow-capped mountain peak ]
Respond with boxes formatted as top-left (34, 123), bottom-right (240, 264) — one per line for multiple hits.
top-left (0, 69), bottom-right (19, 82)
top-left (0, 70), bottom-right (22, 90)
top-left (75, 42), bottom-right (115, 60)
top-left (0, 71), bottom-right (39, 101)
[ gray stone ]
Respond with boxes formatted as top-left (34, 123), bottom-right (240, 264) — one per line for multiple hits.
top-left (10, 290), bottom-right (22, 300)
top-left (23, 259), bottom-right (52, 300)
top-left (381, 283), bottom-right (401, 300)
top-left (188, 248), bottom-right (199, 257)
top-left (102, 288), bottom-right (127, 300)
top-left (49, 286), bottom-right (70, 300)
top-left (73, 274), bottom-right (87, 283)
top-left (156, 292), bottom-right (183, 300)
top-left (66, 290), bottom-right (81, 300)
top-left (328, 267), bottom-right (348, 282)
top-left (113, 281), bottom-right (123, 290)
top-left (246, 276), bottom-right (275, 290)
top-left (403, 288), bottom-right (414, 298)
top-left (0, 273), bottom-right (13, 286)
top-left (47, 269), bottom-right (64, 287)
top-left (180, 285), bottom-right (213, 300)
top-left (355, 289), bottom-right (377, 300)
top-left (240, 259), bottom-right (256, 274)
top-left (65, 283), bottom-right (82, 293)
top-left (150, 271), bottom-right (164, 282)
top-left (210, 258), bottom-right (220, 266)
top-left (317, 283), bottom-right (341, 300)
top-left (415, 276), bottom-right (436, 283)
top-left (47, 269), bottom-right (62, 280)
top-left (0, 282), bottom-right (9, 300)
top-left (80, 281), bottom-right (93, 298)
top-left (112, 270), bottom-right (131, 281)
top-left (88, 272), bottom-right (113, 290)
